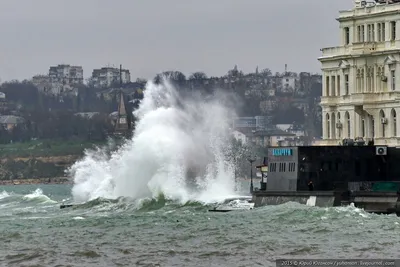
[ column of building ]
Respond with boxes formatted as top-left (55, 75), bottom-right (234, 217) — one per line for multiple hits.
top-left (395, 61), bottom-right (400, 92)
top-left (331, 112), bottom-right (336, 140)
top-left (350, 110), bottom-right (357, 139)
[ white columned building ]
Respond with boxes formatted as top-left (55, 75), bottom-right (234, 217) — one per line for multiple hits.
top-left (318, 0), bottom-right (400, 146)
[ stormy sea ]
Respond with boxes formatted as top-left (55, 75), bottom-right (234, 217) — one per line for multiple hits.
top-left (1, 81), bottom-right (399, 267)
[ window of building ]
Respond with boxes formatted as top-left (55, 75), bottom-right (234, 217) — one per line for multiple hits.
top-left (372, 118), bottom-right (375, 138)
top-left (331, 75), bottom-right (336, 96)
top-left (344, 27), bottom-right (350, 45)
top-left (368, 24), bottom-right (374, 41)
top-left (380, 110), bottom-right (386, 138)
top-left (357, 25), bottom-right (365, 42)
top-left (378, 22), bottom-right (386, 42)
top-left (361, 25), bottom-right (365, 42)
top-left (337, 112), bottom-right (341, 139)
top-left (345, 74), bottom-right (349, 95)
top-left (362, 119), bottom-right (365, 137)
top-left (327, 113), bottom-right (331, 139)
top-left (288, 163), bottom-right (296, 172)
top-left (337, 75), bottom-right (341, 95)
top-left (345, 112), bottom-right (350, 138)
top-left (326, 76), bottom-right (330, 96)
top-left (391, 21), bottom-right (396, 41)
top-left (378, 23), bottom-right (382, 41)
top-left (391, 70), bottom-right (396, 91)
top-left (382, 22), bottom-right (386, 41)
top-left (392, 109), bottom-right (397, 137)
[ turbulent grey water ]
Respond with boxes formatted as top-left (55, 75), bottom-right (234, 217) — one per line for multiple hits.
top-left (0, 184), bottom-right (399, 267)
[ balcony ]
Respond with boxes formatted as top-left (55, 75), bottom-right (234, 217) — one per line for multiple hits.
top-left (339, 2), bottom-right (400, 20)
top-left (350, 91), bottom-right (400, 104)
top-left (352, 42), bottom-right (377, 54)
top-left (320, 46), bottom-right (349, 58)
top-left (320, 96), bottom-right (342, 106)
top-left (320, 92), bottom-right (400, 107)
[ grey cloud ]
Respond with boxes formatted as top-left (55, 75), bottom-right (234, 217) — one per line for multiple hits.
top-left (0, 0), bottom-right (351, 81)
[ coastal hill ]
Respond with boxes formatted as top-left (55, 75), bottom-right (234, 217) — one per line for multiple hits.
top-left (0, 65), bottom-right (322, 183)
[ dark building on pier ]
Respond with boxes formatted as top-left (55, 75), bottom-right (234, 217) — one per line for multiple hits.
top-left (266, 145), bottom-right (400, 192)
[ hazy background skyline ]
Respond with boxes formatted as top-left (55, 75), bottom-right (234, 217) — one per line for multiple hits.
top-left (0, 0), bottom-right (351, 82)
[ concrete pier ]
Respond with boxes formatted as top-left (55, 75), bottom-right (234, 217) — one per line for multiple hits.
top-left (252, 190), bottom-right (400, 215)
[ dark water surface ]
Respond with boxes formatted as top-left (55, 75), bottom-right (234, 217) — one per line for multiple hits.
top-left (0, 184), bottom-right (399, 267)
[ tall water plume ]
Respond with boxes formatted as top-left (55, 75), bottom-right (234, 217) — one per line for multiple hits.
top-left (69, 80), bottom-right (239, 204)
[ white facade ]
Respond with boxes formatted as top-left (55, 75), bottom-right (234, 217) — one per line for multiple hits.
top-left (318, 1), bottom-right (400, 146)
top-left (32, 75), bottom-right (52, 93)
top-left (91, 67), bottom-right (131, 88)
top-left (281, 75), bottom-right (296, 92)
top-left (49, 65), bottom-right (84, 85)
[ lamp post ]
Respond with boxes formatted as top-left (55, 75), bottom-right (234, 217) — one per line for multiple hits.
top-left (247, 157), bottom-right (256, 194)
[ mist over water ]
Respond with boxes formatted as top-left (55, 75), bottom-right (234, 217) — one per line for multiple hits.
top-left (69, 80), bottom-right (239, 204)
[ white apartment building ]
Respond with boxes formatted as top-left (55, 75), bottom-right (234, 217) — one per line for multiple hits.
top-left (91, 67), bottom-right (131, 88)
top-left (319, 0), bottom-right (400, 146)
top-left (49, 65), bottom-right (84, 85)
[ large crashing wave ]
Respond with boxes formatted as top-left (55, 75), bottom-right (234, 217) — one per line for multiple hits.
top-left (69, 80), bottom-right (239, 204)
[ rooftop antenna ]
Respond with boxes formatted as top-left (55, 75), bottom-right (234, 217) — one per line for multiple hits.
top-left (120, 64), bottom-right (122, 87)
top-left (285, 64), bottom-right (288, 74)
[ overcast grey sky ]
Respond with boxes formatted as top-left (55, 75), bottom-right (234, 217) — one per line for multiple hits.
top-left (0, 0), bottom-right (351, 82)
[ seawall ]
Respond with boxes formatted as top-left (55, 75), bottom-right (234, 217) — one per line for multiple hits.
top-left (0, 155), bottom-right (80, 181)
top-left (0, 177), bottom-right (72, 185)
top-left (252, 190), bottom-right (400, 215)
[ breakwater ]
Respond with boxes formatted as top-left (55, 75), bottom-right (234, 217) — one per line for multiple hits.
top-left (252, 190), bottom-right (400, 215)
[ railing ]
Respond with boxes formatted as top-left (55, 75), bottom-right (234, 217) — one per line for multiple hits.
top-left (339, 2), bottom-right (400, 19)
top-left (320, 92), bottom-right (400, 106)
top-left (320, 46), bottom-right (347, 57)
top-left (352, 42), bottom-right (377, 53)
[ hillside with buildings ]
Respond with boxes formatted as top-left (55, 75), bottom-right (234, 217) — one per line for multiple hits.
top-left (0, 63), bottom-right (322, 180)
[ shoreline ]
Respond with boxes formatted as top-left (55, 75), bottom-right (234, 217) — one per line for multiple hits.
top-left (0, 177), bottom-right (73, 186)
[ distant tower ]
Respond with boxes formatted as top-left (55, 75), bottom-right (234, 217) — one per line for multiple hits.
top-left (114, 92), bottom-right (129, 133)
top-left (256, 66), bottom-right (259, 75)
top-left (285, 64), bottom-right (288, 74)
top-left (114, 64), bottom-right (130, 136)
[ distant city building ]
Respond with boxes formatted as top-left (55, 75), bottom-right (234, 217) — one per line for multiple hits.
top-left (281, 74), bottom-right (296, 92)
top-left (233, 116), bottom-right (271, 130)
top-left (30, 64), bottom-right (83, 95)
top-left (31, 75), bottom-right (52, 93)
top-left (319, 0), bottom-right (400, 146)
top-left (0, 115), bottom-right (25, 131)
top-left (49, 64), bottom-right (83, 85)
top-left (91, 67), bottom-right (131, 88)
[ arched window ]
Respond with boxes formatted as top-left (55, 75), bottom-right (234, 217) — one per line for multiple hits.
top-left (331, 113), bottom-right (336, 139)
top-left (377, 67), bottom-right (382, 91)
top-left (345, 112), bottom-right (350, 138)
top-left (362, 119), bottom-right (365, 137)
top-left (337, 112), bottom-right (341, 139)
top-left (392, 109), bottom-right (397, 137)
top-left (326, 113), bottom-right (330, 139)
top-left (361, 69), bottom-right (365, 92)
top-left (380, 110), bottom-right (386, 137)
top-left (370, 67), bottom-right (375, 92)
top-left (356, 69), bottom-right (361, 93)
